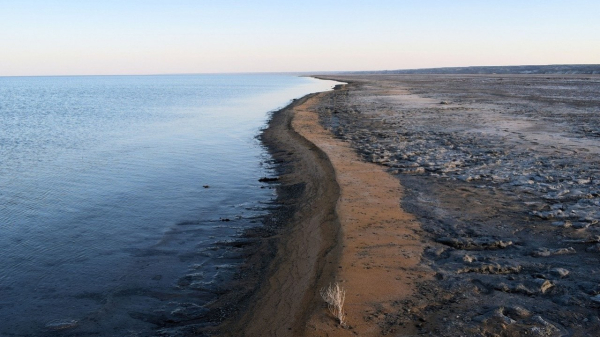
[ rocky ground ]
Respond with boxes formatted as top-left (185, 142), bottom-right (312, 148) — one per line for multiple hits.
top-left (315, 74), bottom-right (600, 336)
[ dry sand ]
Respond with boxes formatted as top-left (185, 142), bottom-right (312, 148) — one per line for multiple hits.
top-left (293, 94), bottom-right (432, 336)
top-left (215, 89), bottom-right (431, 336)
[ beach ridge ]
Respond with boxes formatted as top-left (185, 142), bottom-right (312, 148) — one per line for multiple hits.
top-left (291, 88), bottom-right (432, 336)
top-left (218, 85), bottom-right (432, 336)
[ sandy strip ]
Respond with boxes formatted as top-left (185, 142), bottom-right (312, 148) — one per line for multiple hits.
top-left (292, 92), bottom-right (432, 336)
top-left (218, 89), bottom-right (431, 336)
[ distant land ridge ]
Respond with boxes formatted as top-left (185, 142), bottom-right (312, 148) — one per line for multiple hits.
top-left (351, 64), bottom-right (600, 75)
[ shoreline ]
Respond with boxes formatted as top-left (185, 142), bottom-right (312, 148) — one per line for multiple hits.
top-left (209, 82), bottom-right (431, 336)
top-left (290, 88), bottom-right (431, 335)
top-left (211, 92), bottom-right (342, 336)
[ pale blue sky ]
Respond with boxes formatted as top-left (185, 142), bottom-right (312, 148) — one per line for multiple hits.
top-left (1, 0), bottom-right (599, 76)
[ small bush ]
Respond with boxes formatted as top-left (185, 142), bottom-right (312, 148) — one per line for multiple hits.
top-left (320, 283), bottom-right (347, 327)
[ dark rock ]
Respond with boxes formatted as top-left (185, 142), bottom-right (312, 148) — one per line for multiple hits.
top-left (531, 247), bottom-right (576, 257)
top-left (586, 243), bottom-right (600, 252)
top-left (473, 307), bottom-right (515, 324)
top-left (258, 177), bottom-right (279, 182)
top-left (457, 262), bottom-right (522, 275)
top-left (490, 279), bottom-right (554, 295)
top-left (505, 305), bottom-right (532, 319)
top-left (169, 303), bottom-right (210, 320)
top-left (436, 237), bottom-right (513, 250)
top-left (45, 320), bottom-right (78, 331)
top-left (528, 315), bottom-right (562, 337)
top-left (549, 268), bottom-right (569, 278)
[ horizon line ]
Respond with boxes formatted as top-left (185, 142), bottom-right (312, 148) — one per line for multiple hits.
top-left (1, 63), bottom-right (599, 78)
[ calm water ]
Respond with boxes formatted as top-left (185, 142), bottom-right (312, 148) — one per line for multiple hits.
top-left (0, 74), bottom-right (338, 336)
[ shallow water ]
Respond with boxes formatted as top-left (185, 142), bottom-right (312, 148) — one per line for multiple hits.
top-left (0, 74), bottom-right (338, 336)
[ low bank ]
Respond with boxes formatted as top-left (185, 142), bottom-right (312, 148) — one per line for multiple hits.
top-left (211, 84), bottom-right (431, 336)
top-left (213, 91), bottom-right (342, 336)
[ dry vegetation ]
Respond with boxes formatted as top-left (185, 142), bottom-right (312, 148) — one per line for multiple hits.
top-left (320, 283), bottom-right (347, 327)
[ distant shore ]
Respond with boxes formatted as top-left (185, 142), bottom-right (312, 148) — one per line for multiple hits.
top-left (344, 63), bottom-right (600, 75)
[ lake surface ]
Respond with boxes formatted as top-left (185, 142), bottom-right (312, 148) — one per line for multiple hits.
top-left (0, 74), bottom-right (338, 336)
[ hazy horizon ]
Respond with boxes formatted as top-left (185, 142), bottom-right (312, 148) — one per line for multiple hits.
top-left (2, 0), bottom-right (599, 77)
top-left (1, 64), bottom-right (599, 79)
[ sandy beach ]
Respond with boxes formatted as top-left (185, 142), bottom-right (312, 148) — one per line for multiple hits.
top-left (209, 74), bottom-right (600, 336)
top-left (209, 86), bottom-right (431, 337)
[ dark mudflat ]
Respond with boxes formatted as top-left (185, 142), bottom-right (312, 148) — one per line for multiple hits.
top-left (313, 74), bottom-right (600, 336)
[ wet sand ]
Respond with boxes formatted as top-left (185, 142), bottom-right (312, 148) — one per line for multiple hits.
top-left (211, 74), bottom-right (600, 336)
top-left (226, 93), bottom-right (343, 336)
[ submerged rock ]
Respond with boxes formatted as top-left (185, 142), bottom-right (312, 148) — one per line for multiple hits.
top-left (169, 302), bottom-right (210, 320)
top-left (45, 319), bottom-right (78, 331)
top-left (258, 177), bottom-right (279, 182)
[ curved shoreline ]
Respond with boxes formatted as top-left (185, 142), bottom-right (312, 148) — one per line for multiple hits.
top-left (291, 86), bottom-right (431, 336)
top-left (212, 85), bottom-right (431, 336)
top-left (235, 92), bottom-right (344, 335)
top-left (213, 92), bottom-right (342, 336)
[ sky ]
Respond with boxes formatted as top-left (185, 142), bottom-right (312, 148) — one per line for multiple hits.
top-left (1, 0), bottom-right (599, 76)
